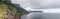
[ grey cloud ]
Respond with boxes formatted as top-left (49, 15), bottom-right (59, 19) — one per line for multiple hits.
top-left (29, 0), bottom-right (60, 9)
top-left (11, 0), bottom-right (60, 9)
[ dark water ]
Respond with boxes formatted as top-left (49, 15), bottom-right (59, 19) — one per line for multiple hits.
top-left (21, 13), bottom-right (60, 19)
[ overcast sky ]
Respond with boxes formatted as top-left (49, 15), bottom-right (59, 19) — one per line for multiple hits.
top-left (11, 0), bottom-right (60, 9)
top-left (29, 0), bottom-right (60, 9)
top-left (11, 0), bottom-right (60, 13)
